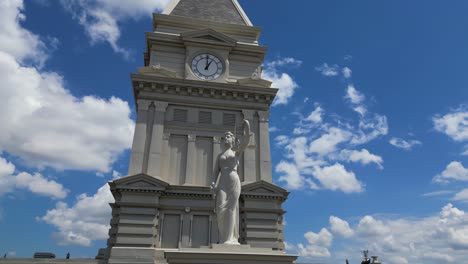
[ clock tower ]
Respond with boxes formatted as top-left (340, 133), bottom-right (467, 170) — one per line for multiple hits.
top-left (100, 1), bottom-right (297, 264)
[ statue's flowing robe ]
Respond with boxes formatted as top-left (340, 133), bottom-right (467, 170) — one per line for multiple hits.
top-left (215, 152), bottom-right (241, 244)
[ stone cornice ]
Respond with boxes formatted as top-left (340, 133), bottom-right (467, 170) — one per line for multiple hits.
top-left (145, 32), bottom-right (268, 60)
top-left (131, 74), bottom-right (278, 110)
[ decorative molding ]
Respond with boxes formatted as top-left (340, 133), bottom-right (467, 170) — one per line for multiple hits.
top-left (138, 65), bottom-right (178, 78)
top-left (132, 75), bottom-right (278, 107)
top-left (154, 101), bottom-right (169, 112)
top-left (181, 28), bottom-right (236, 47)
top-left (187, 134), bottom-right (197, 142)
top-left (213, 136), bottom-right (221, 144)
top-left (242, 109), bottom-right (255, 120)
top-left (137, 99), bottom-right (152, 111)
top-left (237, 77), bottom-right (272, 88)
top-left (258, 111), bottom-right (270, 123)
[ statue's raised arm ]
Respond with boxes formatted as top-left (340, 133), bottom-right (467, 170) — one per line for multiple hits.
top-left (233, 120), bottom-right (251, 153)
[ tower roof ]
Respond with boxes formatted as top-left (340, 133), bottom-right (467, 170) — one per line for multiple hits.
top-left (163, 0), bottom-right (253, 26)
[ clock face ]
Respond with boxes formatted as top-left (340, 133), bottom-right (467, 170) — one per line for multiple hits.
top-left (191, 53), bottom-right (224, 80)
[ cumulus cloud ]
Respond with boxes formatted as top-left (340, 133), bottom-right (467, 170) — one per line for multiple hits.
top-left (262, 57), bottom-right (301, 106)
top-left (0, 0), bottom-right (48, 66)
top-left (433, 161), bottom-right (468, 183)
top-left (38, 184), bottom-right (114, 246)
top-left (298, 228), bottom-right (333, 258)
top-left (60, 0), bottom-right (170, 57)
top-left (0, 156), bottom-right (67, 199)
top-left (433, 108), bottom-right (468, 142)
top-left (296, 204), bottom-right (468, 264)
top-left (0, 1), bottom-right (134, 172)
top-left (329, 216), bottom-right (354, 238)
top-left (314, 163), bottom-right (363, 193)
top-left (389, 137), bottom-right (422, 151)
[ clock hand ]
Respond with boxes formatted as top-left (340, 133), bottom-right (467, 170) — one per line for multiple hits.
top-left (205, 55), bottom-right (209, 69)
top-left (205, 59), bottom-right (214, 70)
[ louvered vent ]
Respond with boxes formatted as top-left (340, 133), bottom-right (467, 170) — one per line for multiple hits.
top-left (173, 109), bottom-right (188, 122)
top-left (199, 111), bottom-right (212, 124)
top-left (223, 113), bottom-right (236, 127)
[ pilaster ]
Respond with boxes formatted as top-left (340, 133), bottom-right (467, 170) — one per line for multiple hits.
top-left (242, 110), bottom-right (257, 183)
top-left (147, 101), bottom-right (169, 177)
top-left (185, 134), bottom-right (197, 185)
top-left (258, 111), bottom-right (272, 183)
top-left (128, 100), bottom-right (152, 175)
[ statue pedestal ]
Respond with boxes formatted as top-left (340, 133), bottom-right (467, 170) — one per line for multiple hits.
top-left (106, 245), bottom-right (297, 264)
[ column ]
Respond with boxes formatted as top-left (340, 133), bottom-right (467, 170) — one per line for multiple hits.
top-left (160, 133), bottom-right (171, 183)
top-left (184, 134), bottom-right (197, 185)
top-left (242, 110), bottom-right (256, 183)
top-left (128, 100), bottom-right (151, 175)
top-left (147, 101), bottom-right (169, 177)
top-left (258, 111), bottom-right (272, 182)
top-left (212, 136), bottom-right (222, 183)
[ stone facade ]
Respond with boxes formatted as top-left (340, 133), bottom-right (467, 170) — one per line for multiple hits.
top-left (101, 1), bottom-right (297, 263)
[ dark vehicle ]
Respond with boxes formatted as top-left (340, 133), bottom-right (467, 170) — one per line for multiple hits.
top-left (33, 252), bottom-right (56, 259)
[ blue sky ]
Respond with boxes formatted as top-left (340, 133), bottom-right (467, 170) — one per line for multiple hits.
top-left (0, 1), bottom-right (468, 263)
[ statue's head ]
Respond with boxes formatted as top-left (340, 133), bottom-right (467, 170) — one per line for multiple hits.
top-left (224, 131), bottom-right (235, 148)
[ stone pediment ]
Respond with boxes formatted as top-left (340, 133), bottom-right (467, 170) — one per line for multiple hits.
top-left (138, 65), bottom-right (178, 78)
top-left (110, 173), bottom-right (169, 191)
top-left (181, 28), bottom-right (236, 47)
top-left (242, 181), bottom-right (288, 196)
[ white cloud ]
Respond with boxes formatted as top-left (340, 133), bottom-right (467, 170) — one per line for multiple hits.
top-left (351, 114), bottom-right (388, 145)
top-left (309, 127), bottom-right (352, 156)
top-left (338, 149), bottom-right (383, 169)
top-left (329, 216), bottom-right (354, 238)
top-left (306, 105), bottom-right (324, 124)
top-left (389, 137), bottom-right (422, 151)
top-left (421, 190), bottom-right (454, 197)
top-left (452, 189), bottom-right (468, 202)
top-left (297, 228), bottom-right (333, 259)
top-left (0, 0), bottom-right (48, 66)
top-left (112, 170), bottom-right (122, 179)
top-left (0, 156), bottom-right (67, 199)
top-left (263, 58), bottom-right (301, 106)
top-left (38, 184), bottom-right (114, 246)
top-left (304, 228), bottom-right (333, 247)
top-left (315, 63), bottom-right (339, 77)
top-left (433, 109), bottom-right (468, 142)
top-left (274, 77), bottom-right (387, 194)
top-left (313, 163), bottom-right (363, 193)
top-left (342, 67), bottom-right (352, 79)
top-left (60, 0), bottom-right (170, 57)
top-left (266, 57), bottom-right (302, 68)
top-left (345, 85), bottom-right (365, 105)
top-left (357, 215), bottom-right (390, 237)
top-left (277, 161), bottom-right (307, 190)
top-left (306, 204), bottom-right (468, 264)
top-left (0, 52), bottom-right (134, 172)
top-left (434, 161), bottom-right (468, 183)
top-left (0, 2), bottom-right (135, 173)
top-left (275, 135), bottom-right (290, 147)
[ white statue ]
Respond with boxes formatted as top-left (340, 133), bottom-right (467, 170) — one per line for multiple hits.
top-left (211, 120), bottom-right (251, 245)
